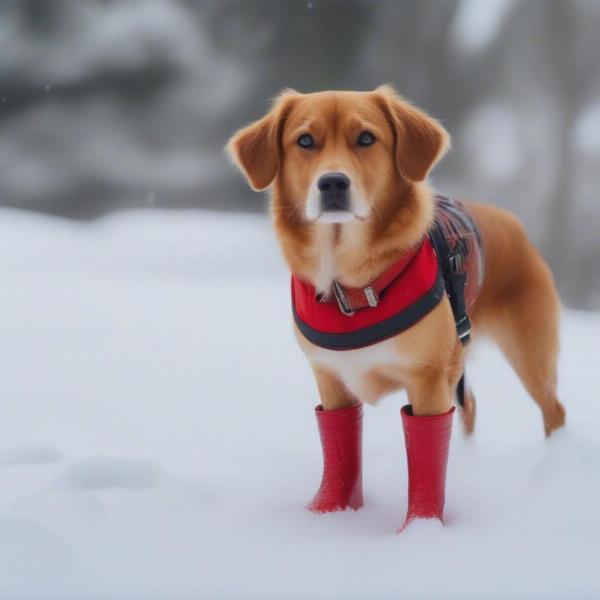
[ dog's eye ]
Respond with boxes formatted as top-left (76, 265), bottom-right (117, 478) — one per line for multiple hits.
top-left (298, 134), bottom-right (314, 149)
top-left (357, 131), bottom-right (376, 147)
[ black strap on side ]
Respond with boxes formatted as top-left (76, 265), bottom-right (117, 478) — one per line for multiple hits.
top-left (455, 373), bottom-right (466, 408)
top-left (430, 220), bottom-right (472, 409)
top-left (428, 222), bottom-right (472, 346)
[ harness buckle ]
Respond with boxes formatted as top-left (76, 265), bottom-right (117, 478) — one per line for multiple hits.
top-left (449, 253), bottom-right (463, 272)
top-left (449, 239), bottom-right (469, 272)
top-left (333, 281), bottom-right (355, 316)
top-left (364, 286), bottom-right (379, 308)
top-left (456, 315), bottom-right (472, 345)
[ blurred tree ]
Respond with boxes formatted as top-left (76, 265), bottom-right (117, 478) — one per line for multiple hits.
top-left (0, 0), bottom-right (598, 306)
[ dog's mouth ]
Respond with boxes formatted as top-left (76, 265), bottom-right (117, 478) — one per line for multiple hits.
top-left (316, 210), bottom-right (366, 224)
top-left (304, 171), bottom-right (370, 224)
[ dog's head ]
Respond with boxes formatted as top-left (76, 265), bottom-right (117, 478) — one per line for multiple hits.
top-left (227, 85), bottom-right (449, 227)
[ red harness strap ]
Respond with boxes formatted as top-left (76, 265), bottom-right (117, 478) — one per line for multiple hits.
top-left (331, 246), bottom-right (420, 315)
top-left (292, 238), bottom-right (444, 350)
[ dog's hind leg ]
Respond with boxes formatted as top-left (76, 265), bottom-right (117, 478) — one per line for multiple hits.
top-left (469, 203), bottom-right (566, 437)
top-left (456, 373), bottom-right (476, 436)
top-left (484, 270), bottom-right (566, 437)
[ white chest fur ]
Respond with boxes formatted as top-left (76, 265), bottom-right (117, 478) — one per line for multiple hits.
top-left (301, 338), bottom-right (409, 404)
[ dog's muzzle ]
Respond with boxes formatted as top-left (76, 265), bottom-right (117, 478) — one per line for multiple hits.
top-left (318, 172), bottom-right (350, 212)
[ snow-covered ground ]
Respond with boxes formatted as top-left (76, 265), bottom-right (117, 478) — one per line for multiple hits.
top-left (0, 208), bottom-right (598, 599)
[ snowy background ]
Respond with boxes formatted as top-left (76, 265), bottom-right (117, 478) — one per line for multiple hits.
top-left (0, 210), bottom-right (599, 599)
top-left (1, 1), bottom-right (600, 598)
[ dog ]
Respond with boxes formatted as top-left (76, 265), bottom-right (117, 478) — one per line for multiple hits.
top-left (227, 85), bottom-right (566, 527)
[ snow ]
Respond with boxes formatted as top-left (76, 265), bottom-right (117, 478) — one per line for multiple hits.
top-left (0, 208), bottom-right (598, 599)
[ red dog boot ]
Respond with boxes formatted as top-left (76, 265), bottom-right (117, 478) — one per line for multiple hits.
top-left (400, 404), bottom-right (455, 528)
top-left (306, 403), bottom-right (363, 513)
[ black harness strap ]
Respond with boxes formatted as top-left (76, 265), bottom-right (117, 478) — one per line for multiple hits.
top-left (455, 373), bottom-right (466, 408)
top-left (428, 222), bottom-right (472, 345)
top-left (429, 221), bottom-right (472, 408)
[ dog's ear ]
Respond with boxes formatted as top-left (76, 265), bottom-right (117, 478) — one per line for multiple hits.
top-left (226, 90), bottom-right (298, 191)
top-left (375, 84), bottom-right (450, 182)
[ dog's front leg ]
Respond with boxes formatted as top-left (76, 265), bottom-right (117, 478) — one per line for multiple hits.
top-left (400, 371), bottom-right (455, 529)
top-left (306, 367), bottom-right (364, 513)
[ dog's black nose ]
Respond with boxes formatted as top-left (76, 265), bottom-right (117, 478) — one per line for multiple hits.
top-left (318, 172), bottom-right (350, 192)
top-left (318, 172), bottom-right (350, 211)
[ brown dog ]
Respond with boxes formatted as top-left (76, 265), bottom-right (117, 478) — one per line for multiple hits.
top-left (227, 85), bottom-right (565, 522)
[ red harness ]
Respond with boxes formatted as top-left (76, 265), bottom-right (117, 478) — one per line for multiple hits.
top-left (291, 196), bottom-right (484, 352)
top-left (292, 238), bottom-right (444, 350)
